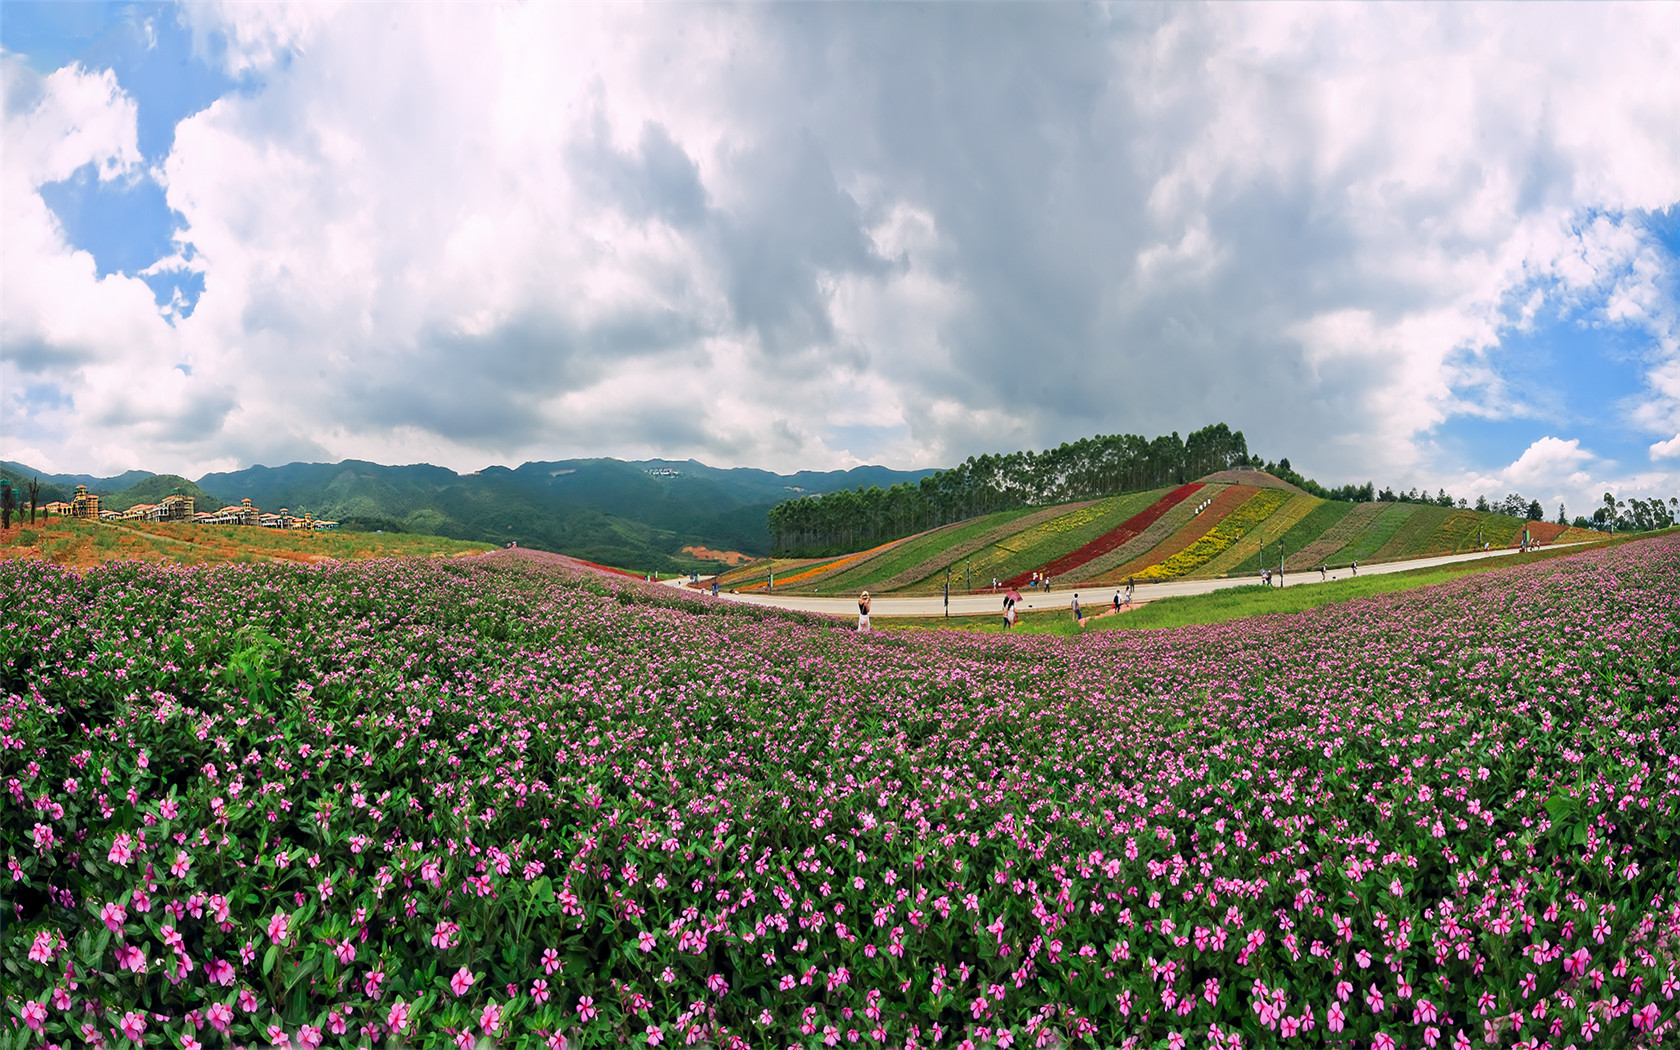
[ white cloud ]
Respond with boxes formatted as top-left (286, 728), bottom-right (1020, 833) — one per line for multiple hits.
top-left (1454, 435), bottom-right (1678, 523)
top-left (0, 58), bottom-right (235, 473)
top-left (2, 3), bottom-right (1679, 496)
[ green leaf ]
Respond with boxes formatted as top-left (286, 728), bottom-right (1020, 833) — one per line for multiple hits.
top-left (285, 954), bottom-right (320, 993)
top-left (263, 944), bottom-right (279, 976)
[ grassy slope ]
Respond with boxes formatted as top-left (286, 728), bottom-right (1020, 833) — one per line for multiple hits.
top-left (803, 510), bottom-right (1038, 593)
top-left (1229, 499), bottom-right (1349, 575)
top-left (861, 501), bottom-right (1106, 594)
top-left (1326, 503), bottom-right (1416, 564)
top-left (899, 490), bottom-right (1163, 593)
top-left (1285, 502), bottom-right (1388, 569)
top-left (1371, 504), bottom-right (1453, 560)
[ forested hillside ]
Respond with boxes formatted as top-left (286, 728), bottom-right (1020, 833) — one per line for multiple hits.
top-left (768, 423), bottom-right (1252, 554)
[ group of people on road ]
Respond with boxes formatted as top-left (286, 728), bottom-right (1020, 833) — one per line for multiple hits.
top-left (857, 572), bottom-right (1145, 633)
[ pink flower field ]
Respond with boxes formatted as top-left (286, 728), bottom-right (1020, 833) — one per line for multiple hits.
top-left (3, 539), bottom-right (1679, 1049)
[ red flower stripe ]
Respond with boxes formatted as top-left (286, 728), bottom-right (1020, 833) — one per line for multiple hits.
top-left (1002, 482), bottom-right (1205, 587)
top-left (569, 558), bottom-right (644, 579)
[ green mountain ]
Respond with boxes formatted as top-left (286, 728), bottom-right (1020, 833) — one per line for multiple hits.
top-left (5, 454), bottom-right (928, 569)
top-left (182, 457), bottom-right (933, 570)
top-left (192, 453), bottom-right (934, 564)
top-left (99, 475), bottom-right (228, 513)
top-left (1, 461), bottom-right (155, 499)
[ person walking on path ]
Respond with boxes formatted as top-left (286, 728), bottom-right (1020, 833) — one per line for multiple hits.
top-left (1112, 590), bottom-right (1122, 611)
top-left (1070, 592), bottom-right (1082, 625)
top-left (1351, 560), bottom-right (1358, 576)
top-left (1002, 590), bottom-right (1016, 629)
top-left (1320, 565), bottom-right (1327, 581)
top-left (1125, 576), bottom-right (1135, 605)
top-left (857, 591), bottom-right (872, 632)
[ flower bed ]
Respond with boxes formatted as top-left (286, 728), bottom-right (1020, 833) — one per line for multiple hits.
top-left (5, 541), bottom-right (1680, 1049)
top-left (1197, 493), bottom-right (1321, 578)
top-left (861, 502), bottom-right (1101, 594)
top-left (1108, 486), bottom-right (1252, 581)
top-left (1132, 488), bottom-right (1291, 581)
top-left (1000, 484), bottom-right (1203, 588)
top-left (951, 494), bottom-right (1153, 588)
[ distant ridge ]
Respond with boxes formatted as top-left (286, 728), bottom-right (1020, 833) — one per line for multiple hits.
top-left (4, 455), bottom-right (932, 571)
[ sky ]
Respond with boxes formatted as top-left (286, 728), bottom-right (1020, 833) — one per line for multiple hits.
top-left (2, 2), bottom-right (1678, 519)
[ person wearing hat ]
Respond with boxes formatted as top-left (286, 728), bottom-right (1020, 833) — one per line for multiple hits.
top-left (857, 591), bottom-right (872, 632)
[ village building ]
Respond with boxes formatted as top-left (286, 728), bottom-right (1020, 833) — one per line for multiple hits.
top-left (118, 492), bottom-right (195, 523)
top-left (69, 485), bottom-right (101, 520)
top-left (195, 498), bottom-right (259, 526)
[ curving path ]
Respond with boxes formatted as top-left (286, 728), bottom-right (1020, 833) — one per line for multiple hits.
top-left (671, 542), bottom-right (1596, 617)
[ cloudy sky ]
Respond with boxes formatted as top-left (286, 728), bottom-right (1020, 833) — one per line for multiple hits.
top-left (3, 2), bottom-right (1678, 516)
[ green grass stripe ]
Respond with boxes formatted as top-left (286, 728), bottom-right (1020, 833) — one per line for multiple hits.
top-left (1372, 504), bottom-right (1453, 560)
top-left (1079, 486), bottom-right (1229, 584)
top-left (1284, 502), bottom-right (1386, 570)
top-left (863, 500), bottom-right (1105, 593)
top-left (1200, 493), bottom-right (1322, 577)
top-left (1326, 503), bottom-right (1416, 564)
top-left (798, 511), bottom-right (1032, 593)
top-left (1428, 510), bottom-right (1497, 554)
top-left (897, 490), bottom-right (1162, 592)
top-left (1485, 515), bottom-right (1529, 547)
top-left (1230, 499), bottom-right (1348, 575)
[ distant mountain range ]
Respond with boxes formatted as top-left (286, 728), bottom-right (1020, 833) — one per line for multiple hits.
top-left (1, 457), bottom-right (933, 570)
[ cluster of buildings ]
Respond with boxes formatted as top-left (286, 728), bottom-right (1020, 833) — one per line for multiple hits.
top-left (41, 487), bottom-right (339, 530)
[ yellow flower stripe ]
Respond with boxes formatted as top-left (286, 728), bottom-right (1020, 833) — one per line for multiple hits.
top-left (1197, 493), bottom-right (1320, 576)
top-left (1134, 489), bottom-right (1291, 581)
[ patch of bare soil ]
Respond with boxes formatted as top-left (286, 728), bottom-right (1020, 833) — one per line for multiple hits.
top-left (681, 545), bottom-right (754, 566)
top-left (1194, 469), bottom-right (1307, 494)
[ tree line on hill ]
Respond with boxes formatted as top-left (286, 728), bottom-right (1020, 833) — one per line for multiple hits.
top-left (769, 423), bottom-right (1254, 554)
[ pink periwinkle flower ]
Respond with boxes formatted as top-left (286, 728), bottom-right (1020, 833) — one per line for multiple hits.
top-left (450, 967), bottom-right (476, 997)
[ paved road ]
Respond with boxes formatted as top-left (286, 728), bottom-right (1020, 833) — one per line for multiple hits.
top-left (667, 543), bottom-right (1591, 617)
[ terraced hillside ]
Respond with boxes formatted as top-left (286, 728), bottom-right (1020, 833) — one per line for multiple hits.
top-left (722, 473), bottom-right (1604, 594)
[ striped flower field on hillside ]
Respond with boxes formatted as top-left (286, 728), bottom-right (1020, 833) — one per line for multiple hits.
top-left (3, 540), bottom-right (1679, 1048)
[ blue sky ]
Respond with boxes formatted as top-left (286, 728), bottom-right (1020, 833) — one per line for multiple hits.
top-left (6, 2), bottom-right (229, 317)
top-left (2, 2), bottom-right (1678, 516)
